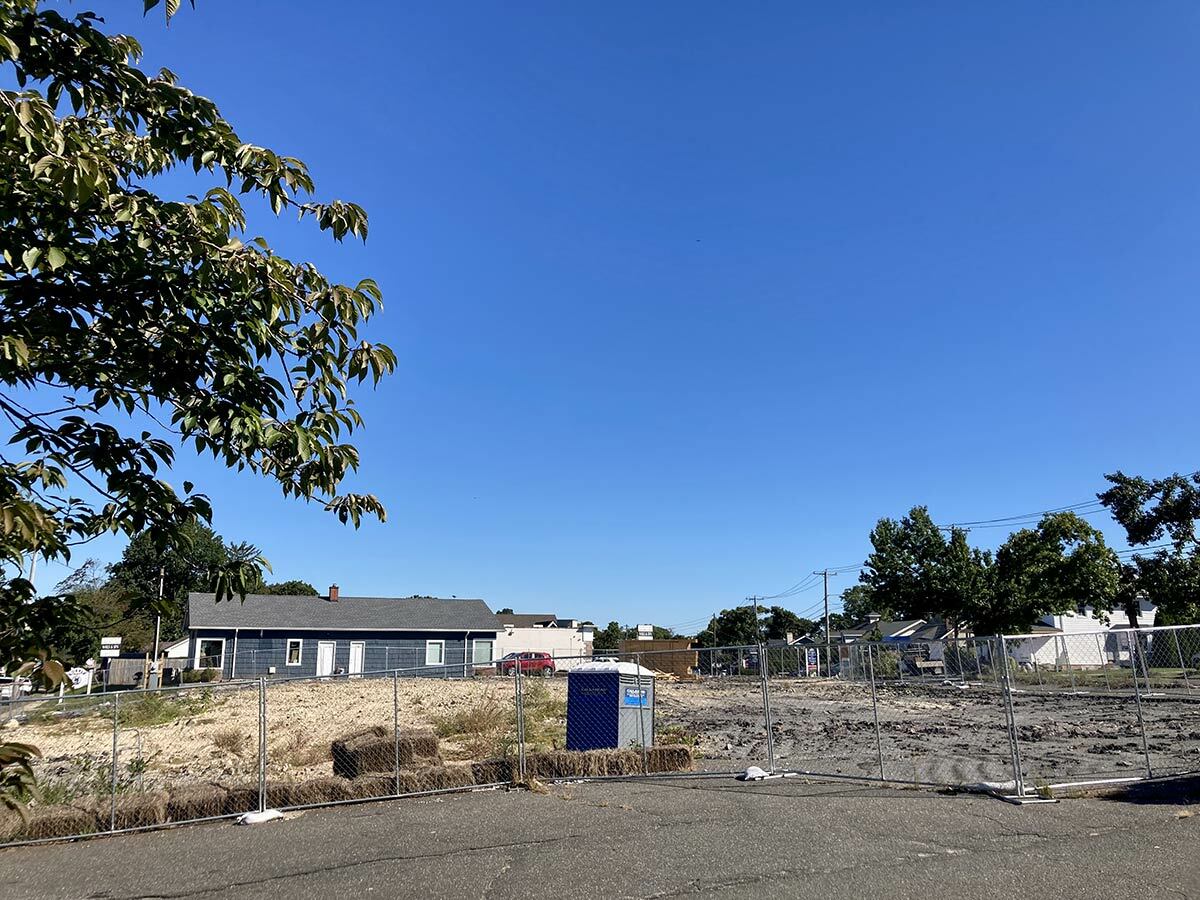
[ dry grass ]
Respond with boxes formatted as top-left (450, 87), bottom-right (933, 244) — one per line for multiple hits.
top-left (211, 728), bottom-right (248, 756)
top-left (111, 792), bottom-right (167, 830)
top-left (433, 692), bottom-right (513, 759)
top-left (165, 785), bottom-right (228, 822)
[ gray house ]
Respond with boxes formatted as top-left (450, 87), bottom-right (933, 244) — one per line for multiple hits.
top-left (185, 585), bottom-right (502, 679)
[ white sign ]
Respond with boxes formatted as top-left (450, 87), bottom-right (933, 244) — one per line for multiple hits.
top-left (100, 636), bottom-right (122, 658)
top-left (636, 624), bottom-right (653, 641)
top-left (66, 667), bottom-right (92, 689)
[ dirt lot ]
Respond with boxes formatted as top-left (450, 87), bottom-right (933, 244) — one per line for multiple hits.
top-left (8, 673), bottom-right (1200, 802)
top-left (656, 677), bottom-right (1200, 785)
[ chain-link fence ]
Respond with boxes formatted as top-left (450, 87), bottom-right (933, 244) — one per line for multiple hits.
top-left (5, 624), bottom-right (1200, 845)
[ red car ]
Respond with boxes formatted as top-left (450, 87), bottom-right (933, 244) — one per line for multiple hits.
top-left (497, 652), bottom-right (556, 676)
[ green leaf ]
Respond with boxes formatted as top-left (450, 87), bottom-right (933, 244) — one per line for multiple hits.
top-left (46, 248), bottom-right (66, 270)
top-left (21, 248), bottom-right (41, 272)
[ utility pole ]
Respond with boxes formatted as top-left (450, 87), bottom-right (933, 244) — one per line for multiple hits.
top-left (814, 570), bottom-right (837, 676)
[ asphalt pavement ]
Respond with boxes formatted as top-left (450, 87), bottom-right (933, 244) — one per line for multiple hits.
top-left (2, 776), bottom-right (1198, 899)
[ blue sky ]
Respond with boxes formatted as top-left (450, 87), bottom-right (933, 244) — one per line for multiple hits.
top-left (33, 2), bottom-right (1200, 629)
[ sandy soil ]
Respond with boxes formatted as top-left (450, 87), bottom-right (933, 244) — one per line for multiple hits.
top-left (8, 674), bottom-right (1200, 795)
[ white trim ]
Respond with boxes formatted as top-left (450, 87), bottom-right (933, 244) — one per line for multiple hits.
top-left (315, 641), bottom-right (336, 677)
top-left (472, 638), bottom-right (495, 666)
top-left (193, 636), bottom-right (226, 671)
top-left (285, 638), bottom-right (303, 667)
top-left (425, 639), bottom-right (446, 666)
top-left (348, 641), bottom-right (365, 677)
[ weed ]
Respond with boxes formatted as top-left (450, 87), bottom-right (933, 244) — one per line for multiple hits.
top-left (657, 724), bottom-right (699, 749)
top-left (212, 728), bottom-right (247, 756)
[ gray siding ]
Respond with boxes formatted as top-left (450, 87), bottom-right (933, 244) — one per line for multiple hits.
top-left (187, 629), bottom-right (498, 680)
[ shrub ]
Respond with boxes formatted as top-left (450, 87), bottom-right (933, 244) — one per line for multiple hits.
top-left (212, 728), bottom-right (247, 756)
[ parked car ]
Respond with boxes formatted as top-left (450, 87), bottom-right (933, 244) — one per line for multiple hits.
top-left (497, 652), bottom-right (556, 677)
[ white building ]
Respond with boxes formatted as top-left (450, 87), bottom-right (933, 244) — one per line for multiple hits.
top-left (494, 613), bottom-right (595, 670)
top-left (1006, 601), bottom-right (1157, 668)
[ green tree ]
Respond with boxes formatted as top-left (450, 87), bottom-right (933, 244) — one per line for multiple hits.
top-left (1099, 471), bottom-right (1200, 625)
top-left (259, 580), bottom-right (318, 596)
top-left (0, 1), bottom-right (394, 811)
top-left (839, 584), bottom-right (881, 622)
top-left (859, 507), bottom-right (989, 630)
top-left (592, 621), bottom-right (622, 651)
top-left (694, 606), bottom-right (760, 647)
top-left (975, 512), bottom-right (1118, 634)
top-left (762, 606), bottom-right (816, 641)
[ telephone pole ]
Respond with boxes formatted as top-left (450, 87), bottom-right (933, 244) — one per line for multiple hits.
top-left (813, 570), bottom-right (837, 676)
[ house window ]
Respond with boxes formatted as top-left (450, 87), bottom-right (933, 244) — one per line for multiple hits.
top-left (472, 639), bottom-right (495, 665)
top-left (425, 640), bottom-right (445, 666)
top-left (286, 638), bottom-right (303, 666)
top-left (195, 638), bottom-right (225, 671)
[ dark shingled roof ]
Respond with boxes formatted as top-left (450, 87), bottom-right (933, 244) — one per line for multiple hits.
top-left (187, 593), bottom-right (501, 632)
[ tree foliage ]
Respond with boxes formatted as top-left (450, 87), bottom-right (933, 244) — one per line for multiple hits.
top-left (1100, 471), bottom-right (1200, 625)
top-left (0, 0), bottom-right (394, 809)
top-left (259, 579), bottom-right (318, 596)
top-left (976, 512), bottom-right (1118, 634)
top-left (859, 506), bottom-right (990, 629)
top-left (0, 0), bottom-right (393, 672)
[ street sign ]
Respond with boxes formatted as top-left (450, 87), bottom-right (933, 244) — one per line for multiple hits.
top-left (99, 636), bottom-right (122, 658)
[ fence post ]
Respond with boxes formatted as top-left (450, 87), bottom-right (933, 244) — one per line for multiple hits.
top-left (998, 636), bottom-right (1025, 798)
top-left (866, 644), bottom-right (885, 783)
top-left (1095, 633), bottom-right (1112, 692)
top-left (756, 644), bottom-right (775, 773)
top-left (1126, 632), bottom-right (1153, 778)
top-left (393, 669), bottom-right (401, 796)
top-left (514, 665), bottom-right (526, 782)
top-left (634, 654), bottom-right (649, 775)
top-left (110, 692), bottom-right (119, 831)
top-left (1063, 637), bottom-right (1077, 693)
top-left (1172, 630), bottom-right (1191, 691)
top-left (257, 676), bottom-right (267, 813)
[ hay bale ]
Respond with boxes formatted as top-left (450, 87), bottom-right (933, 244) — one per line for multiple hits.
top-left (264, 783), bottom-right (298, 809)
top-left (0, 809), bottom-right (24, 844)
top-left (223, 784), bottom-right (261, 815)
top-left (472, 758), bottom-right (516, 784)
top-left (19, 804), bottom-right (96, 841)
top-left (287, 777), bottom-right (354, 806)
top-left (646, 745), bottom-right (692, 773)
top-left (332, 728), bottom-right (441, 778)
top-left (112, 791), bottom-right (167, 831)
top-left (525, 751), bottom-right (589, 779)
top-left (346, 775), bottom-right (396, 801)
top-left (399, 731), bottom-right (441, 765)
top-left (577, 749), bottom-right (641, 776)
top-left (398, 764), bottom-right (475, 793)
top-left (166, 785), bottom-right (228, 822)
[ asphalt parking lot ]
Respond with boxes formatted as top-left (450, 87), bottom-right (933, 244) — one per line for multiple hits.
top-left (2, 776), bottom-right (1198, 899)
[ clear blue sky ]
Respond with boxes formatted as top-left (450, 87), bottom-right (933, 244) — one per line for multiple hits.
top-left (35, 2), bottom-right (1200, 629)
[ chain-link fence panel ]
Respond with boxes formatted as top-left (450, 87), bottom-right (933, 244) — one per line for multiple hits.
top-left (1000, 632), bottom-right (1154, 788)
top-left (1, 681), bottom-right (261, 845)
top-left (1, 689), bottom-right (116, 843)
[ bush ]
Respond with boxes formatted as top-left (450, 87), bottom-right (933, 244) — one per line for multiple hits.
top-left (181, 668), bottom-right (218, 684)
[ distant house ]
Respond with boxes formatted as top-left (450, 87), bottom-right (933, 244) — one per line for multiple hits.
top-left (185, 585), bottom-right (502, 679)
top-left (1006, 601), bottom-right (1157, 669)
top-left (494, 612), bottom-right (595, 670)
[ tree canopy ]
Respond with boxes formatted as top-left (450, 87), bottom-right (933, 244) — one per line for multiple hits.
top-left (0, 0), bottom-right (394, 811)
top-left (1100, 470), bottom-right (1200, 625)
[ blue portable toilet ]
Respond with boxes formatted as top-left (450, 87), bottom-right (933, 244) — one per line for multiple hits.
top-left (566, 659), bottom-right (656, 751)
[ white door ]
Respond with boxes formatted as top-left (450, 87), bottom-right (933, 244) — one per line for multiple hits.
top-left (316, 641), bottom-right (336, 677)
top-left (348, 641), bottom-right (365, 677)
